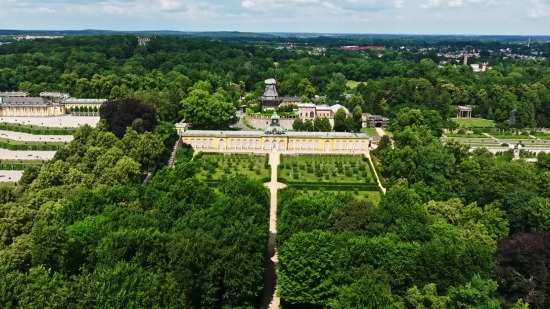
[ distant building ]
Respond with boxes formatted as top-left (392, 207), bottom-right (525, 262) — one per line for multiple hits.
top-left (340, 46), bottom-right (386, 51)
top-left (457, 106), bottom-right (472, 118)
top-left (297, 103), bottom-right (350, 121)
top-left (362, 113), bottom-right (389, 128)
top-left (0, 91), bottom-right (107, 117)
top-left (138, 38), bottom-right (151, 46)
top-left (259, 79), bottom-right (283, 110)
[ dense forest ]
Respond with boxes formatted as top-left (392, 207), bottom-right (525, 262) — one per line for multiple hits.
top-left (277, 108), bottom-right (550, 308)
top-left (1, 35), bottom-right (550, 127)
top-left (1, 35), bottom-right (550, 308)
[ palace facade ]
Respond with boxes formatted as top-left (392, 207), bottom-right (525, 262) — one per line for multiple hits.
top-left (0, 92), bottom-right (107, 117)
top-left (177, 113), bottom-right (372, 152)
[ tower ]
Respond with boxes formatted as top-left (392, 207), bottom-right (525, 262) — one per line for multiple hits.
top-left (463, 53), bottom-right (468, 65)
top-left (259, 78), bottom-right (283, 110)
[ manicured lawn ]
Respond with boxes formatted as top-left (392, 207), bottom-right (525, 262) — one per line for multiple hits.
top-left (445, 133), bottom-right (487, 138)
top-left (361, 128), bottom-right (379, 136)
top-left (0, 182), bottom-right (16, 188)
top-left (492, 134), bottom-right (535, 139)
top-left (452, 118), bottom-right (496, 127)
top-left (346, 80), bottom-right (367, 88)
top-left (195, 153), bottom-right (271, 182)
top-left (280, 155), bottom-right (374, 184)
top-left (303, 190), bottom-right (381, 205)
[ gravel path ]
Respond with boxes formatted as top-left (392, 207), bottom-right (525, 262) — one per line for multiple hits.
top-left (0, 171), bottom-right (23, 182)
top-left (0, 149), bottom-right (56, 160)
top-left (0, 130), bottom-right (73, 142)
top-left (262, 153), bottom-right (286, 309)
top-left (0, 116), bottom-right (100, 128)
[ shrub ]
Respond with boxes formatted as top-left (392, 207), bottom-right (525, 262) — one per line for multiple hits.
top-left (472, 128), bottom-right (482, 135)
top-left (457, 128), bottom-right (466, 134)
top-left (501, 143), bottom-right (509, 147)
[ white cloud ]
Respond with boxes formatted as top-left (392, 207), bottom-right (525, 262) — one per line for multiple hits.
top-left (421, 0), bottom-right (441, 8)
top-left (393, 0), bottom-right (404, 8)
top-left (528, 0), bottom-right (549, 18)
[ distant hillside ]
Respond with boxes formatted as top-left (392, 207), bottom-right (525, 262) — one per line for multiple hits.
top-left (0, 29), bottom-right (278, 39)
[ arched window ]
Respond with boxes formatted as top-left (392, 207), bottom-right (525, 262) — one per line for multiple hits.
top-left (302, 140), bottom-right (307, 149)
top-left (220, 140), bottom-right (225, 149)
top-left (256, 140), bottom-right (260, 148)
top-left (325, 141), bottom-right (330, 151)
top-left (308, 140), bottom-right (313, 149)
top-left (210, 139), bottom-right (214, 148)
top-left (191, 139), bottom-right (195, 147)
top-left (289, 141), bottom-right (294, 149)
top-left (279, 141), bottom-right (284, 150)
top-left (361, 141), bottom-right (366, 149)
top-left (310, 111), bottom-right (314, 118)
top-left (243, 140), bottom-right (248, 148)
top-left (336, 141), bottom-right (340, 150)
top-left (355, 141), bottom-right (359, 149)
top-left (237, 139), bottom-right (241, 148)
top-left (314, 140), bottom-right (319, 149)
top-left (231, 139), bottom-right (235, 148)
top-left (203, 139), bottom-right (207, 148)
top-left (184, 139), bottom-right (188, 144)
top-left (342, 141), bottom-right (347, 150)
top-left (348, 142), bottom-right (353, 150)
top-left (197, 139), bottom-right (202, 148)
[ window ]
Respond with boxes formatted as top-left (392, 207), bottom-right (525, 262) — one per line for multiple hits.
top-left (336, 141), bottom-right (340, 149)
top-left (308, 140), bottom-right (313, 149)
top-left (361, 141), bottom-right (365, 149)
top-left (310, 111), bottom-right (314, 118)
top-left (184, 139), bottom-right (188, 144)
top-left (289, 141), bottom-right (294, 149)
top-left (210, 139), bottom-right (214, 147)
top-left (191, 139), bottom-right (195, 147)
top-left (243, 140), bottom-right (248, 148)
top-left (355, 141), bottom-right (359, 149)
top-left (279, 141), bottom-right (284, 150)
top-left (314, 140), bottom-right (319, 149)
top-left (203, 139), bottom-right (207, 148)
top-left (342, 141), bottom-right (347, 149)
top-left (256, 140), bottom-right (260, 148)
top-left (231, 139), bottom-right (235, 148)
top-left (237, 139), bottom-right (241, 148)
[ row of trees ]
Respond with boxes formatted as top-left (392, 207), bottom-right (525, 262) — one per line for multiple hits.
top-left (3, 35), bottom-right (549, 128)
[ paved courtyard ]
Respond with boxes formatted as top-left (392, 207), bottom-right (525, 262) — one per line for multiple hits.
top-left (0, 116), bottom-right (100, 128)
top-left (0, 130), bottom-right (73, 142)
top-left (0, 149), bottom-right (57, 160)
top-left (0, 171), bottom-right (23, 183)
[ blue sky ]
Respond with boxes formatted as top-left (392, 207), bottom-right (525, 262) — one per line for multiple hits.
top-left (0, 0), bottom-right (549, 35)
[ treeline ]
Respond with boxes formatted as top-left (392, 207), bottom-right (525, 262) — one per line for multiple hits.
top-left (2, 35), bottom-right (549, 127)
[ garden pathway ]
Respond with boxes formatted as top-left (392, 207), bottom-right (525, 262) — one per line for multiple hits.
top-left (262, 152), bottom-right (286, 309)
top-left (0, 130), bottom-right (73, 142)
top-left (375, 127), bottom-right (386, 136)
top-left (482, 133), bottom-right (498, 141)
top-left (367, 152), bottom-right (386, 194)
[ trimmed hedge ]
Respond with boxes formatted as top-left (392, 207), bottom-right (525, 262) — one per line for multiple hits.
top-left (0, 143), bottom-right (62, 151)
top-left (0, 163), bottom-right (43, 170)
top-left (0, 124), bottom-right (73, 135)
top-left (277, 177), bottom-right (380, 191)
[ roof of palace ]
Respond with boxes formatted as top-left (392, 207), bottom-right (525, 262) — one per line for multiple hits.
top-left (0, 97), bottom-right (48, 106)
top-left (0, 91), bottom-right (29, 97)
top-left (63, 98), bottom-right (107, 104)
top-left (181, 130), bottom-right (371, 139)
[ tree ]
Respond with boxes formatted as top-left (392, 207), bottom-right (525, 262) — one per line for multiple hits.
top-left (448, 275), bottom-right (500, 309)
top-left (334, 108), bottom-right (347, 132)
top-left (180, 89), bottom-right (237, 129)
top-left (406, 283), bottom-right (450, 309)
top-left (278, 230), bottom-right (341, 306)
top-left (303, 119), bottom-right (314, 132)
top-left (100, 98), bottom-right (158, 138)
top-left (352, 106), bottom-right (363, 132)
top-left (332, 200), bottom-right (374, 235)
top-left (292, 118), bottom-right (304, 131)
top-left (344, 116), bottom-right (356, 132)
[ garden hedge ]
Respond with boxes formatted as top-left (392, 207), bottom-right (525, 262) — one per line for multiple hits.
top-left (0, 143), bottom-right (62, 151)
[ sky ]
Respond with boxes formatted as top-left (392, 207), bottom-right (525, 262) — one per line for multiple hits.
top-left (0, 0), bottom-right (549, 35)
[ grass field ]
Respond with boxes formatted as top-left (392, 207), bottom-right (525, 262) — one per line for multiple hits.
top-left (346, 80), bottom-right (367, 88)
top-left (492, 134), bottom-right (535, 139)
top-left (280, 155), bottom-right (374, 184)
top-left (196, 153), bottom-right (270, 182)
top-left (361, 128), bottom-right (379, 136)
top-left (452, 118), bottom-right (496, 127)
top-left (303, 190), bottom-right (381, 205)
top-left (445, 133), bottom-right (487, 138)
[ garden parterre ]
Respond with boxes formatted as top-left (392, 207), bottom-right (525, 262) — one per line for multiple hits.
top-left (195, 153), bottom-right (271, 182)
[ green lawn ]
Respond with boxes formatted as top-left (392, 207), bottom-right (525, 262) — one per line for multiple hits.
top-left (195, 153), bottom-right (271, 182)
top-left (492, 134), bottom-right (534, 140)
top-left (361, 128), bottom-right (379, 136)
top-left (280, 155), bottom-right (374, 184)
top-left (452, 118), bottom-right (496, 127)
top-left (303, 190), bottom-right (381, 205)
top-left (445, 133), bottom-right (487, 138)
top-left (346, 80), bottom-right (367, 89)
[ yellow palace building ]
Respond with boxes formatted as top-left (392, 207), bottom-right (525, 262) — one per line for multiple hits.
top-left (177, 113), bottom-right (372, 152)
